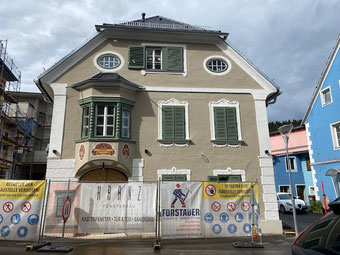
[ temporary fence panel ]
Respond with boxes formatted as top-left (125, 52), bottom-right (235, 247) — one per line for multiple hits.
top-left (43, 181), bottom-right (81, 238)
top-left (0, 180), bottom-right (46, 241)
top-left (43, 181), bottom-right (157, 239)
top-left (160, 181), bottom-right (259, 239)
top-left (78, 182), bottom-right (157, 234)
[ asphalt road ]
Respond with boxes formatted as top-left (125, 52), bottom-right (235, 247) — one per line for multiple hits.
top-left (0, 235), bottom-right (295, 255)
top-left (279, 211), bottom-right (322, 233)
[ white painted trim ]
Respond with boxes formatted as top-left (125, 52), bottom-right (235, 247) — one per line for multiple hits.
top-left (212, 167), bottom-right (246, 181)
top-left (216, 40), bottom-right (277, 94)
top-left (142, 86), bottom-right (269, 100)
top-left (93, 51), bottom-right (125, 73)
top-left (140, 42), bottom-right (187, 77)
top-left (330, 120), bottom-right (340, 150)
top-left (203, 55), bottom-right (232, 76)
top-left (305, 122), bottom-right (320, 200)
top-left (48, 83), bottom-right (67, 159)
top-left (320, 86), bottom-right (333, 107)
top-left (157, 98), bottom-right (189, 141)
top-left (285, 156), bottom-right (297, 172)
top-left (157, 167), bottom-right (191, 181)
top-left (208, 99), bottom-right (242, 144)
top-left (278, 185), bottom-right (290, 193)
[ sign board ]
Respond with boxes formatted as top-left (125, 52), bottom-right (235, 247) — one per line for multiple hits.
top-left (0, 180), bottom-right (46, 241)
top-left (62, 198), bottom-right (71, 222)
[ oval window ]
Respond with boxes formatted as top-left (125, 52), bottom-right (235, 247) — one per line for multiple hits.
top-left (97, 54), bottom-right (121, 69)
top-left (206, 58), bottom-right (228, 73)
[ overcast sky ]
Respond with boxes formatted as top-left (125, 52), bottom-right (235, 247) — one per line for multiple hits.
top-left (1, 0), bottom-right (339, 121)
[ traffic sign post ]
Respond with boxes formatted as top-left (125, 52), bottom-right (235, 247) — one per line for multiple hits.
top-left (37, 179), bottom-right (73, 253)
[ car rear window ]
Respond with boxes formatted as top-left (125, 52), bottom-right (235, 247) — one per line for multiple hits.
top-left (303, 238), bottom-right (320, 249)
top-left (309, 219), bottom-right (332, 233)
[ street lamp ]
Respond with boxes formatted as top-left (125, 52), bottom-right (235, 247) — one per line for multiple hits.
top-left (278, 124), bottom-right (298, 237)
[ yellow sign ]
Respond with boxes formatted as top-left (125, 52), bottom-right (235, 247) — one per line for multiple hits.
top-left (0, 180), bottom-right (46, 200)
top-left (202, 182), bottom-right (258, 200)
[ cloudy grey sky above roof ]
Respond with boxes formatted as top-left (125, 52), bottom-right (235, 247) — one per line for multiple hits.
top-left (1, 0), bottom-right (339, 121)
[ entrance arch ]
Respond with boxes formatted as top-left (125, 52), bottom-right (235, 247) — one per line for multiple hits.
top-left (76, 159), bottom-right (130, 182)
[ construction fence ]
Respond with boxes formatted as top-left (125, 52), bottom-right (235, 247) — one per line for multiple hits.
top-left (0, 179), bottom-right (260, 242)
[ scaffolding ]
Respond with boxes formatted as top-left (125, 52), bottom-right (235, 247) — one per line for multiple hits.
top-left (0, 40), bottom-right (36, 179)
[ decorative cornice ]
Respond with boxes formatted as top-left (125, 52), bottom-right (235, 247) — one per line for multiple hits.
top-left (209, 99), bottom-right (239, 107)
top-left (158, 98), bottom-right (188, 105)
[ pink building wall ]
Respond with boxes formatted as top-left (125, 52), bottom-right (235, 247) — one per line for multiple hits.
top-left (270, 127), bottom-right (308, 155)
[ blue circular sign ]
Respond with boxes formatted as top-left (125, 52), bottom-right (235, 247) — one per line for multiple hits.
top-left (212, 224), bottom-right (222, 234)
top-left (11, 214), bottom-right (21, 225)
top-left (17, 226), bottom-right (28, 238)
top-left (235, 212), bottom-right (243, 223)
top-left (219, 213), bottom-right (229, 223)
top-left (28, 214), bottom-right (39, 225)
top-left (243, 223), bottom-right (251, 234)
top-left (1, 226), bottom-right (10, 237)
top-left (249, 213), bottom-right (259, 222)
top-left (0, 214), bottom-right (3, 224)
top-left (228, 224), bottom-right (237, 234)
top-left (204, 213), bottom-right (214, 223)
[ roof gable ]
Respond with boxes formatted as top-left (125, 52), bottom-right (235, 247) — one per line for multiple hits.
top-left (302, 34), bottom-right (340, 124)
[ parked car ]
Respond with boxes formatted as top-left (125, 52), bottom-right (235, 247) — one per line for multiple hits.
top-left (292, 197), bottom-right (340, 254)
top-left (277, 192), bottom-right (308, 213)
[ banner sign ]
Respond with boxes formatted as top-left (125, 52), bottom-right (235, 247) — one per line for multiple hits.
top-left (78, 182), bottom-right (156, 233)
top-left (0, 180), bottom-right (46, 241)
top-left (161, 182), bottom-right (259, 239)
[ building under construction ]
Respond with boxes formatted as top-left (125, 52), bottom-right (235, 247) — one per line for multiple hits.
top-left (0, 40), bottom-right (52, 180)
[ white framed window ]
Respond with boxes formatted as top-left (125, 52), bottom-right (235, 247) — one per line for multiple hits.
top-left (285, 156), bottom-right (297, 172)
top-left (157, 98), bottom-right (189, 146)
top-left (81, 106), bottom-right (90, 138)
top-left (309, 186), bottom-right (315, 195)
top-left (146, 48), bottom-right (162, 70)
top-left (95, 105), bottom-right (115, 137)
top-left (279, 185), bottom-right (290, 193)
top-left (330, 120), bottom-right (340, 150)
top-left (213, 168), bottom-right (246, 181)
top-left (209, 99), bottom-right (242, 147)
top-left (203, 55), bottom-right (232, 76)
top-left (320, 86), bottom-right (333, 107)
top-left (93, 51), bottom-right (125, 72)
top-left (121, 110), bottom-right (130, 138)
top-left (157, 167), bottom-right (191, 181)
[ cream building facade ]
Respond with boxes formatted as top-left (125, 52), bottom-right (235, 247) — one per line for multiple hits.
top-left (36, 15), bottom-right (282, 233)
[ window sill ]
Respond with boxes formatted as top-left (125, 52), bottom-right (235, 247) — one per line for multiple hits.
top-left (141, 69), bottom-right (187, 77)
top-left (157, 139), bottom-right (191, 147)
top-left (321, 101), bottom-right (332, 107)
top-left (75, 138), bottom-right (136, 144)
top-left (211, 139), bottom-right (243, 148)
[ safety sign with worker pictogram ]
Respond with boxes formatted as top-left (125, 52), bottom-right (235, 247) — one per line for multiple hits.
top-left (160, 181), bottom-right (259, 239)
top-left (0, 180), bottom-right (46, 241)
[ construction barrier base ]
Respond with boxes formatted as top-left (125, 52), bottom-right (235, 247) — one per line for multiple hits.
top-left (232, 242), bottom-right (264, 248)
top-left (26, 242), bottom-right (50, 251)
top-left (153, 241), bottom-right (161, 250)
top-left (37, 246), bottom-right (73, 253)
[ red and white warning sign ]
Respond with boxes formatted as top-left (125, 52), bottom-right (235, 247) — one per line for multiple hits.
top-left (3, 201), bottom-right (14, 213)
top-left (227, 202), bottom-right (236, 212)
top-left (21, 201), bottom-right (31, 213)
top-left (241, 202), bottom-right (250, 212)
top-left (205, 184), bottom-right (216, 197)
top-left (211, 201), bottom-right (221, 212)
top-left (62, 197), bottom-right (72, 222)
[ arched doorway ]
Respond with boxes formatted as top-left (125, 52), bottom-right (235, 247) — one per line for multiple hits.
top-left (80, 168), bottom-right (127, 182)
top-left (76, 159), bottom-right (130, 182)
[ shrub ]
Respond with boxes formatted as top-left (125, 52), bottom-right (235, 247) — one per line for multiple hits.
top-left (309, 200), bottom-right (323, 214)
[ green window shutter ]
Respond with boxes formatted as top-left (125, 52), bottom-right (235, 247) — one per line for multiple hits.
top-left (227, 175), bottom-right (242, 182)
top-left (128, 46), bottom-right (145, 69)
top-left (225, 107), bottom-right (238, 140)
top-left (214, 107), bottom-right (227, 139)
top-left (162, 106), bottom-right (174, 139)
top-left (208, 176), bottom-right (219, 182)
top-left (164, 47), bottom-right (183, 72)
top-left (174, 106), bottom-right (185, 139)
top-left (162, 175), bottom-right (176, 181)
top-left (175, 174), bottom-right (187, 181)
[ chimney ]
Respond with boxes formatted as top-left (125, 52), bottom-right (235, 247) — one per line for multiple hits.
top-left (141, 13), bottom-right (146, 22)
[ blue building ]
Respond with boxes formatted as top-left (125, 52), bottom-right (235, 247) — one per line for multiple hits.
top-left (270, 126), bottom-right (314, 204)
top-left (302, 35), bottom-right (340, 202)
